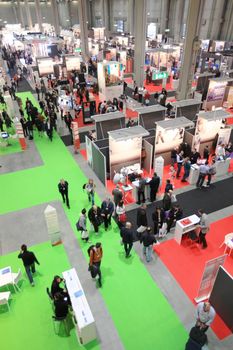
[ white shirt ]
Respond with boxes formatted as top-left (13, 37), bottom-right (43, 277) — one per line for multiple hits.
top-left (196, 302), bottom-right (216, 326)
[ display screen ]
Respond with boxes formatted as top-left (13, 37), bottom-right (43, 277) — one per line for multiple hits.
top-left (65, 56), bottom-right (81, 71)
top-left (155, 126), bottom-right (184, 153)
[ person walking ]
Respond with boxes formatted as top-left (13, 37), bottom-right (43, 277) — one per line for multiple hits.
top-left (136, 203), bottom-right (148, 239)
top-left (88, 242), bottom-right (103, 287)
top-left (196, 161), bottom-right (209, 188)
top-left (83, 179), bottom-right (96, 205)
top-left (101, 198), bottom-right (114, 231)
top-left (35, 83), bottom-right (41, 100)
top-left (205, 159), bottom-right (216, 187)
top-left (165, 179), bottom-right (173, 193)
top-left (181, 157), bottom-right (191, 182)
top-left (140, 227), bottom-right (157, 262)
top-left (176, 150), bottom-right (184, 178)
top-left (120, 222), bottom-right (134, 258)
top-left (76, 209), bottom-right (91, 243)
top-left (137, 175), bottom-right (146, 205)
top-left (198, 209), bottom-right (210, 249)
top-left (58, 179), bottom-right (70, 208)
top-left (149, 172), bottom-right (160, 202)
top-left (112, 184), bottom-right (123, 210)
top-left (18, 244), bottom-right (40, 286)
top-left (162, 191), bottom-right (172, 212)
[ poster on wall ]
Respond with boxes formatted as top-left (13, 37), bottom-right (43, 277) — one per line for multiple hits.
top-left (226, 86), bottom-right (233, 108)
top-left (147, 23), bottom-right (156, 40)
top-left (37, 58), bottom-right (54, 76)
top-left (155, 126), bottom-right (184, 154)
top-left (217, 127), bottom-right (231, 146)
top-left (205, 80), bottom-right (227, 110)
top-left (192, 116), bottom-right (224, 151)
top-left (65, 56), bottom-right (81, 71)
top-left (104, 63), bottom-right (123, 86)
top-left (109, 135), bottom-right (141, 178)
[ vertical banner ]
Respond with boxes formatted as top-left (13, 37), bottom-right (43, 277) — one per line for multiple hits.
top-left (85, 135), bottom-right (93, 168)
top-left (194, 254), bottom-right (227, 303)
top-left (71, 121), bottom-right (80, 153)
top-left (154, 156), bottom-right (164, 189)
top-left (15, 122), bottom-right (27, 150)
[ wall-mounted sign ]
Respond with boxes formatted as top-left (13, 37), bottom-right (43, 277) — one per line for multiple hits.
top-left (152, 71), bottom-right (168, 80)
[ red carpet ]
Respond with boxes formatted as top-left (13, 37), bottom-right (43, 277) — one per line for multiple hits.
top-left (154, 215), bottom-right (233, 339)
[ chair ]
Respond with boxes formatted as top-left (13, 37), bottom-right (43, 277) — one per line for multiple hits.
top-left (187, 230), bottom-right (199, 247)
top-left (11, 269), bottom-right (22, 292)
top-left (0, 292), bottom-right (11, 311)
top-left (52, 315), bottom-right (68, 335)
top-left (219, 233), bottom-right (233, 256)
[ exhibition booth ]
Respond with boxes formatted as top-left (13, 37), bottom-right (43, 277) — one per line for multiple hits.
top-left (91, 112), bottom-right (125, 140)
top-left (172, 99), bottom-right (202, 121)
top-left (135, 105), bottom-right (166, 129)
top-left (204, 77), bottom-right (233, 111)
top-left (97, 61), bottom-right (124, 100)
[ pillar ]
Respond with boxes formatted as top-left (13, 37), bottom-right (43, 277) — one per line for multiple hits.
top-left (78, 0), bottom-right (89, 58)
top-left (24, 0), bottom-right (33, 30)
top-left (176, 0), bottom-right (204, 100)
top-left (51, 0), bottom-right (60, 36)
top-left (173, 0), bottom-right (185, 41)
top-left (134, 0), bottom-right (147, 87)
top-left (17, 0), bottom-right (25, 28)
top-left (35, 0), bottom-right (43, 32)
top-left (159, 0), bottom-right (169, 34)
top-left (127, 0), bottom-right (134, 35)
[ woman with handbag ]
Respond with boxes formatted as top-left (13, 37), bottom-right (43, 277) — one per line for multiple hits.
top-left (76, 209), bottom-right (91, 243)
top-left (116, 200), bottom-right (126, 228)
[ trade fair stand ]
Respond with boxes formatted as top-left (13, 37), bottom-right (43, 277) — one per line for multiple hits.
top-left (91, 112), bottom-right (125, 140)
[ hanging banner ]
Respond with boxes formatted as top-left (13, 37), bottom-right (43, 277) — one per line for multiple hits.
top-left (71, 121), bottom-right (80, 153)
top-left (194, 254), bottom-right (227, 303)
top-left (15, 122), bottom-right (27, 150)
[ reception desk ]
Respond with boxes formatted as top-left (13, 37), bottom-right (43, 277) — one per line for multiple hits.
top-left (174, 214), bottom-right (200, 245)
top-left (63, 268), bottom-right (96, 345)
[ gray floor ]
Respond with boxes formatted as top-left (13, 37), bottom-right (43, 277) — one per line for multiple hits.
top-left (0, 140), bottom-right (43, 174)
top-left (1, 200), bottom-right (124, 350)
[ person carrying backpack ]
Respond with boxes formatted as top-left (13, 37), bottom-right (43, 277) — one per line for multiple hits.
top-left (88, 243), bottom-right (103, 287)
top-left (76, 209), bottom-right (91, 243)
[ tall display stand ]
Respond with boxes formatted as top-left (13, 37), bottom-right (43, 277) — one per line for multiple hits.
top-left (97, 61), bottom-right (123, 101)
top-left (154, 156), bottom-right (164, 189)
top-left (44, 205), bottom-right (61, 246)
top-left (62, 268), bottom-right (97, 345)
top-left (15, 122), bottom-right (27, 150)
top-left (71, 121), bottom-right (80, 153)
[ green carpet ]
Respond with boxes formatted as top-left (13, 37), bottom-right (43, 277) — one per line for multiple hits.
top-left (0, 92), bottom-right (188, 350)
top-left (0, 243), bottom-right (98, 350)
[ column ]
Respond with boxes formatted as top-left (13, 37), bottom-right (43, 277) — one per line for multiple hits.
top-left (24, 0), bottom-right (33, 30)
top-left (127, 0), bottom-right (134, 35)
top-left (173, 0), bottom-right (185, 41)
top-left (159, 0), bottom-right (169, 34)
top-left (176, 0), bottom-right (204, 100)
top-left (51, 0), bottom-right (60, 36)
top-left (103, 0), bottom-right (110, 31)
top-left (78, 0), bottom-right (89, 58)
top-left (134, 0), bottom-right (147, 87)
top-left (17, 0), bottom-right (25, 28)
top-left (35, 0), bottom-right (43, 32)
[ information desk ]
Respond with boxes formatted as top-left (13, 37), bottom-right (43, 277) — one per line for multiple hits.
top-left (0, 266), bottom-right (12, 288)
top-left (62, 268), bottom-right (96, 345)
top-left (132, 178), bottom-right (151, 202)
top-left (174, 215), bottom-right (200, 245)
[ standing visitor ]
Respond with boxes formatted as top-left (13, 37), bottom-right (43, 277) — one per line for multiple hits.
top-left (76, 209), bottom-right (91, 243)
top-left (83, 179), bottom-right (96, 205)
top-left (18, 244), bottom-right (40, 286)
top-left (101, 198), bottom-right (114, 231)
top-left (149, 172), bottom-right (160, 202)
top-left (120, 222), bottom-right (134, 258)
top-left (196, 301), bottom-right (216, 332)
top-left (136, 204), bottom-right (148, 238)
top-left (176, 150), bottom-right (184, 178)
top-left (152, 206), bottom-right (165, 235)
top-left (88, 205), bottom-right (102, 234)
top-left (58, 179), bottom-right (70, 209)
top-left (112, 184), bottom-right (123, 209)
top-left (198, 209), bottom-right (210, 249)
top-left (89, 242), bottom-right (103, 287)
top-left (140, 227), bottom-right (157, 262)
top-left (181, 157), bottom-right (191, 182)
top-left (196, 161), bottom-right (209, 188)
top-left (137, 175), bottom-right (146, 205)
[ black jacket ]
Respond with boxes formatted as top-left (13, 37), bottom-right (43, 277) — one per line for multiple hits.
top-left (51, 280), bottom-right (64, 298)
top-left (18, 251), bottom-right (39, 267)
top-left (165, 183), bottom-right (173, 193)
top-left (162, 193), bottom-right (171, 211)
top-left (88, 207), bottom-right (102, 224)
top-left (58, 181), bottom-right (68, 194)
top-left (54, 299), bottom-right (69, 318)
top-left (137, 208), bottom-right (148, 227)
top-left (152, 210), bottom-right (165, 227)
top-left (149, 176), bottom-right (160, 191)
top-left (140, 232), bottom-right (156, 247)
top-left (120, 227), bottom-right (134, 244)
top-left (101, 200), bottom-right (114, 215)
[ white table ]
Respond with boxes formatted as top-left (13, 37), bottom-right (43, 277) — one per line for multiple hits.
top-left (0, 266), bottom-right (13, 288)
top-left (188, 164), bottom-right (200, 185)
top-left (131, 178), bottom-right (151, 202)
top-left (63, 268), bottom-right (96, 345)
top-left (174, 215), bottom-right (200, 245)
top-left (215, 158), bottom-right (230, 177)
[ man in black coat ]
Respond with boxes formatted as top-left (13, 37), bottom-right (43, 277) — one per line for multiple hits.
top-left (120, 222), bottom-right (134, 258)
top-left (136, 203), bottom-right (148, 239)
top-left (149, 172), bottom-right (160, 202)
top-left (101, 198), bottom-right (114, 230)
top-left (18, 244), bottom-right (40, 286)
top-left (58, 179), bottom-right (70, 208)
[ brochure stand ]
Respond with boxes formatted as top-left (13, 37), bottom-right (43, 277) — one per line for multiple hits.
top-left (44, 205), bottom-right (61, 246)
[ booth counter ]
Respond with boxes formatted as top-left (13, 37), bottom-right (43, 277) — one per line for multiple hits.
top-left (131, 177), bottom-right (152, 203)
top-left (97, 61), bottom-right (123, 100)
top-left (174, 215), bottom-right (200, 245)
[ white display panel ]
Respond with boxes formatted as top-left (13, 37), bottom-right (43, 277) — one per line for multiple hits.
top-left (155, 126), bottom-right (184, 153)
top-left (37, 58), bottom-right (54, 76)
top-left (205, 80), bottom-right (228, 110)
top-left (65, 56), bottom-right (81, 71)
top-left (109, 136), bottom-right (141, 165)
top-left (147, 23), bottom-right (156, 40)
top-left (195, 117), bottom-right (223, 144)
